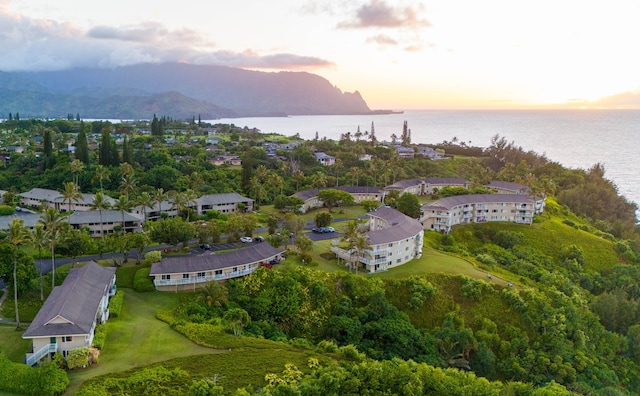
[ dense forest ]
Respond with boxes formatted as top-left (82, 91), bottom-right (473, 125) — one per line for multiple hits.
top-left (1, 117), bottom-right (640, 395)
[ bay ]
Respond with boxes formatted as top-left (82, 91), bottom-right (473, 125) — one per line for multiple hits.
top-left (214, 109), bottom-right (640, 212)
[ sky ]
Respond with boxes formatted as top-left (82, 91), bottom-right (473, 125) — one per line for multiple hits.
top-left (2, 0), bottom-right (640, 110)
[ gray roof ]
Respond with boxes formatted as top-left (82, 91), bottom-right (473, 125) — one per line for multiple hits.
top-left (18, 188), bottom-right (115, 206)
top-left (314, 152), bottom-right (335, 160)
top-left (294, 189), bottom-right (319, 202)
top-left (23, 262), bottom-right (115, 338)
top-left (337, 186), bottom-right (383, 195)
top-left (384, 178), bottom-right (424, 190)
top-left (69, 210), bottom-right (142, 224)
top-left (366, 207), bottom-right (423, 245)
top-left (18, 188), bottom-right (61, 201)
top-left (423, 177), bottom-right (467, 185)
top-left (421, 193), bottom-right (536, 211)
top-left (151, 243), bottom-right (285, 275)
top-left (195, 192), bottom-right (253, 206)
top-left (134, 200), bottom-right (174, 213)
top-left (0, 212), bottom-right (41, 229)
top-left (486, 181), bottom-right (530, 193)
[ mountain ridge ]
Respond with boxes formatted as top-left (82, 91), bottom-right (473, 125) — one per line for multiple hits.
top-left (0, 63), bottom-right (375, 119)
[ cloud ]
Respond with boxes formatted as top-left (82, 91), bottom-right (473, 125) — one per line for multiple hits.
top-left (0, 9), bottom-right (333, 72)
top-left (192, 50), bottom-right (334, 71)
top-left (366, 34), bottom-right (398, 46)
top-left (338, 0), bottom-right (430, 29)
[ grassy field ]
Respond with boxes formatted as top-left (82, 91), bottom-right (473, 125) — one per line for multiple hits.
top-left (0, 324), bottom-right (32, 363)
top-left (65, 290), bottom-right (222, 395)
top-left (372, 247), bottom-right (509, 285)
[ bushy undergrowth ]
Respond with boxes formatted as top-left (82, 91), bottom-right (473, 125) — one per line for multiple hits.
top-left (133, 267), bottom-right (155, 292)
top-left (0, 353), bottom-right (69, 395)
top-left (108, 290), bottom-right (124, 317)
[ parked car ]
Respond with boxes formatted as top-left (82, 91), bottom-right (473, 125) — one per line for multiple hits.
top-left (199, 243), bottom-right (211, 250)
top-left (255, 236), bottom-right (265, 242)
top-left (240, 236), bottom-right (253, 243)
top-left (325, 227), bottom-right (335, 233)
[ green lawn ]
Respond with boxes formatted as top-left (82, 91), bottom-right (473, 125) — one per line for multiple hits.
top-left (0, 324), bottom-right (32, 363)
top-left (65, 289), bottom-right (225, 395)
top-left (371, 248), bottom-right (509, 285)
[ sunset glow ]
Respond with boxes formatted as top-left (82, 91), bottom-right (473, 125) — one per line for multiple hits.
top-left (2, 0), bottom-right (639, 110)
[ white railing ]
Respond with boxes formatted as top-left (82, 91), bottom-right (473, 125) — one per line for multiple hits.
top-left (26, 343), bottom-right (57, 366)
top-left (154, 267), bottom-right (257, 286)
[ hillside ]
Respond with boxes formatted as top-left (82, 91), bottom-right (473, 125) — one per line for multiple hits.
top-left (0, 63), bottom-right (373, 118)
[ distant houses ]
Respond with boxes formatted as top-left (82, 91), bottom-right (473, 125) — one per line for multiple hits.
top-left (314, 152), bottom-right (336, 166)
top-left (22, 262), bottom-right (116, 366)
top-left (18, 188), bottom-right (115, 212)
top-left (294, 186), bottom-right (384, 213)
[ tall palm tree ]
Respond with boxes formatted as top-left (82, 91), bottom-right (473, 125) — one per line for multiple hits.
top-left (61, 181), bottom-right (82, 217)
top-left (91, 191), bottom-right (112, 239)
top-left (332, 158), bottom-right (342, 187)
top-left (6, 218), bottom-right (29, 329)
top-left (70, 159), bottom-right (85, 186)
top-left (120, 174), bottom-right (138, 200)
top-left (29, 225), bottom-right (48, 301)
top-left (113, 195), bottom-right (132, 233)
top-left (292, 169), bottom-right (305, 192)
top-left (93, 164), bottom-right (110, 192)
top-left (249, 177), bottom-right (266, 209)
top-left (40, 208), bottom-right (66, 289)
top-left (136, 191), bottom-right (154, 224)
top-left (311, 171), bottom-right (327, 193)
top-left (152, 188), bottom-right (167, 219)
top-left (351, 234), bottom-right (371, 274)
top-left (268, 173), bottom-right (284, 201)
top-left (349, 167), bottom-right (363, 187)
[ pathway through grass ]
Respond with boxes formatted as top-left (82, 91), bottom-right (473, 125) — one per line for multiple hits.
top-left (66, 290), bottom-right (225, 394)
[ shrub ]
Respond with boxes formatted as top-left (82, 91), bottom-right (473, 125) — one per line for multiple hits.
top-left (407, 276), bottom-right (437, 310)
top-left (133, 268), bottom-right (156, 292)
top-left (145, 250), bottom-right (162, 263)
top-left (109, 290), bottom-right (125, 317)
top-left (0, 205), bottom-right (15, 216)
top-left (67, 347), bottom-right (90, 369)
top-left (93, 324), bottom-right (107, 349)
top-left (0, 353), bottom-right (69, 396)
top-left (476, 253), bottom-right (497, 266)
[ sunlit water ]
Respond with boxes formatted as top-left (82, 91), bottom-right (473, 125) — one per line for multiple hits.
top-left (214, 109), bottom-right (640, 214)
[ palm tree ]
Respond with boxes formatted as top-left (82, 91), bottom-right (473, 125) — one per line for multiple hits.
top-left (249, 176), bottom-right (266, 209)
top-left (40, 208), bottom-right (66, 289)
top-left (120, 174), bottom-right (138, 200)
top-left (93, 164), bottom-right (110, 192)
top-left (268, 173), bottom-right (284, 201)
top-left (292, 169), bottom-right (305, 192)
top-left (29, 225), bottom-right (48, 301)
top-left (136, 191), bottom-right (154, 224)
top-left (311, 171), bottom-right (327, 193)
top-left (113, 195), bottom-right (132, 233)
top-left (6, 218), bottom-right (29, 329)
top-left (62, 181), bottom-right (82, 218)
top-left (91, 191), bottom-right (111, 239)
top-left (351, 234), bottom-right (371, 274)
top-left (70, 159), bottom-right (85, 186)
top-left (332, 158), bottom-right (342, 187)
top-left (349, 167), bottom-right (363, 187)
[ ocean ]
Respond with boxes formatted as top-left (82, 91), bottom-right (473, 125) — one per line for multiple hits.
top-left (214, 109), bottom-right (640, 213)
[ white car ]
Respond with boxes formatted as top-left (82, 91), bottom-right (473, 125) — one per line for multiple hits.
top-left (240, 237), bottom-right (253, 243)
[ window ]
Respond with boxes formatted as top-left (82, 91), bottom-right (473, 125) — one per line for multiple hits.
top-left (233, 267), bottom-right (238, 272)
top-left (388, 243), bottom-right (393, 248)
top-left (161, 274), bottom-right (171, 280)
top-left (62, 336), bottom-right (72, 342)
top-left (182, 274), bottom-right (190, 279)
top-left (396, 258), bottom-right (401, 263)
top-left (196, 272), bottom-right (205, 278)
top-left (215, 270), bottom-right (222, 275)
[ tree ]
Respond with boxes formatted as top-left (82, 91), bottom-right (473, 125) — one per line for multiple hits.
top-left (199, 281), bottom-right (228, 309)
top-left (58, 228), bottom-right (93, 267)
top-left (122, 135), bottom-right (134, 164)
top-left (148, 217), bottom-right (196, 249)
top-left (5, 218), bottom-right (29, 328)
top-left (292, 169), bottom-right (305, 192)
top-left (136, 191), bottom-right (154, 224)
top-left (315, 212), bottom-right (333, 228)
top-left (249, 176), bottom-right (267, 209)
top-left (75, 126), bottom-right (89, 164)
top-left (223, 308), bottom-right (251, 336)
top-left (43, 128), bottom-right (55, 169)
top-left (311, 171), bottom-right (327, 192)
top-left (120, 174), bottom-right (138, 200)
top-left (129, 232), bottom-right (150, 264)
top-left (40, 208), bottom-right (66, 289)
top-left (93, 164), bottom-right (110, 192)
top-left (70, 159), bottom-right (85, 186)
top-left (99, 128), bottom-right (112, 166)
top-left (91, 191), bottom-right (111, 247)
top-left (29, 225), bottom-right (48, 300)
top-left (295, 235), bottom-right (313, 256)
top-left (396, 193), bottom-right (421, 218)
top-left (317, 189), bottom-right (354, 213)
top-left (113, 195), bottom-right (133, 232)
top-left (360, 199), bottom-right (380, 213)
top-left (61, 182), bottom-right (82, 216)
top-left (349, 167), bottom-right (363, 186)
